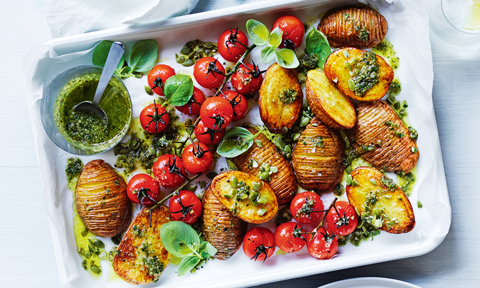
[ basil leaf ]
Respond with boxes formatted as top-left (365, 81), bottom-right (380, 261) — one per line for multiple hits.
top-left (268, 27), bottom-right (283, 48)
top-left (246, 19), bottom-right (269, 46)
top-left (261, 46), bottom-right (276, 64)
top-left (128, 39), bottom-right (158, 73)
top-left (164, 75), bottom-right (194, 106)
top-left (160, 221), bottom-right (201, 258)
top-left (217, 127), bottom-right (256, 158)
top-left (200, 241), bottom-right (217, 258)
top-left (92, 40), bottom-right (124, 71)
top-left (275, 48), bottom-right (299, 69)
top-left (305, 28), bottom-right (331, 69)
top-left (177, 255), bottom-right (200, 277)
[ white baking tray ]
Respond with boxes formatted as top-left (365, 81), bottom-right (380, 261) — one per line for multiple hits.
top-left (23, 0), bottom-right (451, 287)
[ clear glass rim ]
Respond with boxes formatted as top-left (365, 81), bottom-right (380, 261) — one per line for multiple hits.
top-left (441, 0), bottom-right (480, 34)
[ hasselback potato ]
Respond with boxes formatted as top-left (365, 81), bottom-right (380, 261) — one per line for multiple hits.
top-left (319, 5), bottom-right (388, 48)
top-left (259, 63), bottom-right (303, 133)
top-left (232, 127), bottom-right (297, 204)
top-left (201, 185), bottom-right (248, 260)
top-left (291, 118), bottom-right (344, 191)
top-left (75, 160), bottom-right (131, 237)
top-left (113, 205), bottom-right (171, 284)
top-left (347, 100), bottom-right (419, 173)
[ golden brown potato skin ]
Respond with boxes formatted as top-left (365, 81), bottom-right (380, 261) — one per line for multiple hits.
top-left (201, 185), bottom-right (248, 260)
top-left (232, 127), bottom-right (297, 204)
top-left (324, 47), bottom-right (394, 101)
top-left (346, 167), bottom-right (415, 234)
top-left (306, 69), bottom-right (357, 129)
top-left (319, 5), bottom-right (388, 48)
top-left (259, 63), bottom-right (303, 133)
top-left (75, 160), bottom-right (131, 237)
top-left (113, 205), bottom-right (171, 284)
top-left (348, 100), bottom-right (419, 173)
top-left (291, 118), bottom-right (344, 191)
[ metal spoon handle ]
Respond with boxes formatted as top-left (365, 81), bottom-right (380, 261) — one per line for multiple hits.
top-left (92, 42), bottom-right (125, 104)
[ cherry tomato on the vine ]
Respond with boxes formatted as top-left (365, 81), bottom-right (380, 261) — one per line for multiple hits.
top-left (200, 96), bottom-right (233, 130)
top-left (194, 120), bottom-right (225, 145)
top-left (243, 227), bottom-right (275, 262)
top-left (140, 100), bottom-right (169, 134)
top-left (218, 28), bottom-right (249, 62)
top-left (222, 90), bottom-right (248, 122)
top-left (230, 63), bottom-right (263, 95)
top-left (272, 15), bottom-right (305, 50)
top-left (182, 142), bottom-right (213, 174)
top-left (175, 87), bottom-right (206, 115)
top-left (169, 190), bottom-right (202, 224)
top-left (193, 57), bottom-right (225, 89)
top-left (290, 191), bottom-right (324, 224)
top-left (325, 201), bottom-right (358, 236)
top-left (147, 64), bottom-right (176, 96)
top-left (126, 174), bottom-right (161, 206)
top-left (152, 154), bottom-right (185, 188)
top-left (274, 222), bottom-right (306, 253)
top-left (307, 227), bottom-right (338, 260)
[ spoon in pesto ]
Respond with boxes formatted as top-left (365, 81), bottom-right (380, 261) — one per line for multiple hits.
top-left (73, 41), bottom-right (125, 127)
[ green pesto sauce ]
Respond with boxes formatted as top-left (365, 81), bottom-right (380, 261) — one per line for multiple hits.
top-left (347, 51), bottom-right (379, 96)
top-left (278, 88), bottom-right (298, 104)
top-left (54, 73), bottom-right (132, 148)
top-left (373, 39), bottom-right (400, 70)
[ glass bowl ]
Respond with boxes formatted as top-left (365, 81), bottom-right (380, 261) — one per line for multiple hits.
top-left (442, 0), bottom-right (480, 33)
top-left (41, 65), bottom-right (132, 155)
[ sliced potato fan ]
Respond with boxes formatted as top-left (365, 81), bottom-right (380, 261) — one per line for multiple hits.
top-left (113, 205), bottom-right (171, 285)
top-left (232, 127), bottom-right (297, 204)
top-left (346, 167), bottom-right (415, 234)
top-left (259, 63), bottom-right (303, 133)
top-left (211, 171), bottom-right (278, 224)
top-left (201, 185), bottom-right (248, 260)
top-left (75, 160), bottom-right (131, 238)
top-left (291, 118), bottom-right (344, 192)
top-left (348, 100), bottom-right (419, 173)
top-left (306, 69), bottom-right (357, 129)
top-left (324, 47), bottom-right (394, 101)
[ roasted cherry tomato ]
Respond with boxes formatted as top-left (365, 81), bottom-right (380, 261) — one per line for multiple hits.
top-left (290, 191), bottom-right (324, 224)
top-left (194, 120), bottom-right (225, 145)
top-left (218, 28), bottom-right (249, 62)
top-left (307, 227), bottom-right (338, 260)
top-left (325, 200), bottom-right (359, 236)
top-left (169, 190), bottom-right (202, 224)
top-left (243, 227), bottom-right (275, 262)
top-left (193, 57), bottom-right (225, 89)
top-left (200, 96), bottom-right (233, 130)
top-left (126, 174), bottom-right (161, 206)
top-left (272, 15), bottom-right (305, 50)
top-left (182, 142), bottom-right (213, 174)
top-left (175, 87), bottom-right (206, 115)
top-left (274, 222), bottom-right (306, 253)
top-left (152, 154), bottom-right (185, 188)
top-left (147, 64), bottom-right (176, 96)
top-left (230, 63), bottom-right (263, 95)
top-left (140, 100), bottom-right (169, 134)
top-left (222, 90), bottom-right (248, 121)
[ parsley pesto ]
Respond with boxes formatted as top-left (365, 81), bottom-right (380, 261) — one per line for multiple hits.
top-left (346, 51), bottom-right (379, 96)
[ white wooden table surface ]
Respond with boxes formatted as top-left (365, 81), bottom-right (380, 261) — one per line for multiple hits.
top-left (1, 0), bottom-right (479, 287)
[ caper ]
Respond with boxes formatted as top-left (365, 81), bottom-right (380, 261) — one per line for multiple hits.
top-left (252, 182), bottom-right (261, 191)
top-left (249, 191), bottom-right (258, 204)
top-left (181, 46), bottom-right (192, 54)
top-left (300, 117), bottom-right (310, 127)
top-left (81, 259), bottom-right (88, 270)
top-left (346, 166), bottom-right (352, 174)
top-left (94, 239), bottom-right (105, 249)
top-left (111, 234), bottom-right (122, 245)
top-left (182, 59), bottom-right (194, 67)
top-left (198, 181), bottom-right (207, 188)
top-left (176, 55), bottom-right (185, 64)
top-left (369, 179), bottom-right (378, 186)
top-left (188, 51), bottom-right (196, 59)
top-left (293, 133), bottom-right (301, 141)
top-left (90, 264), bottom-right (102, 274)
top-left (188, 183), bottom-right (197, 192)
top-left (346, 174), bottom-right (353, 185)
top-left (156, 149), bottom-right (163, 157)
top-left (77, 247), bottom-right (85, 256)
top-left (348, 78), bottom-right (356, 91)
top-left (148, 145), bottom-right (156, 156)
top-left (99, 251), bottom-right (107, 260)
top-left (85, 251), bottom-right (92, 259)
top-left (230, 176), bottom-right (238, 188)
top-left (81, 227), bottom-right (89, 237)
top-left (144, 85), bottom-right (154, 95)
top-left (207, 52), bottom-right (213, 57)
top-left (257, 208), bottom-right (267, 216)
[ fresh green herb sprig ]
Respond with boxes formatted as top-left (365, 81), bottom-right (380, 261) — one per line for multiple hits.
top-left (246, 19), bottom-right (299, 69)
top-left (305, 27), bottom-right (331, 69)
top-left (160, 221), bottom-right (217, 276)
top-left (217, 127), bottom-right (260, 158)
top-left (92, 40), bottom-right (158, 79)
